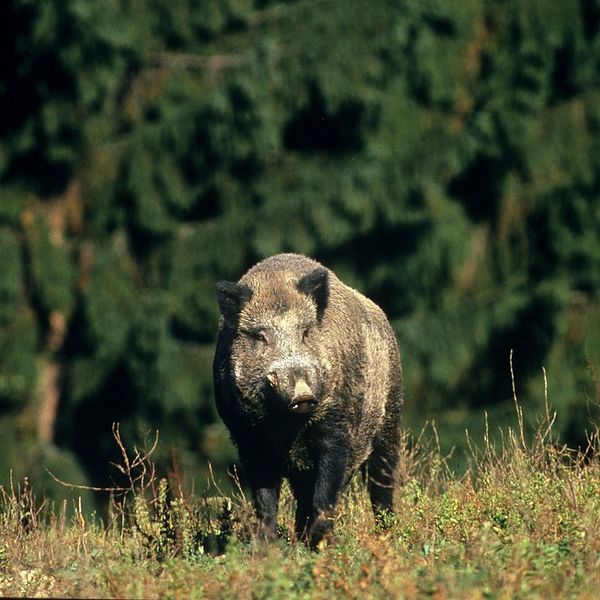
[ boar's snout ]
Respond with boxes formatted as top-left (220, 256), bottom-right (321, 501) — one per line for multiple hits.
top-left (290, 379), bottom-right (318, 414)
top-left (265, 363), bottom-right (319, 414)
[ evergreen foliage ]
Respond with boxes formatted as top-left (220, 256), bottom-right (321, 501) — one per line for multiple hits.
top-left (1, 0), bottom-right (599, 500)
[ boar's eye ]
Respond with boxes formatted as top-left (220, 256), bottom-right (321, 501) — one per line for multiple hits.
top-left (301, 324), bottom-right (311, 342)
top-left (245, 328), bottom-right (268, 346)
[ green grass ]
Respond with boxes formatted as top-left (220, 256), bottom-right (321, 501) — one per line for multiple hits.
top-left (2, 411), bottom-right (600, 599)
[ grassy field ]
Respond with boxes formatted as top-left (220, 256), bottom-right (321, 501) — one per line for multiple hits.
top-left (2, 407), bottom-right (600, 599)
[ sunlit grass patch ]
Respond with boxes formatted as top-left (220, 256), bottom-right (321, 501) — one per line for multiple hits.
top-left (2, 380), bottom-right (600, 598)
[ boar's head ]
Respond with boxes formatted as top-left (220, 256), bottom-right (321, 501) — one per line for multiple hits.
top-left (216, 266), bottom-right (329, 415)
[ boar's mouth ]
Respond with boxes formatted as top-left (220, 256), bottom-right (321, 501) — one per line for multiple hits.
top-left (290, 396), bottom-right (318, 414)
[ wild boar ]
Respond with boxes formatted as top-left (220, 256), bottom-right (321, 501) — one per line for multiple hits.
top-left (213, 253), bottom-right (403, 548)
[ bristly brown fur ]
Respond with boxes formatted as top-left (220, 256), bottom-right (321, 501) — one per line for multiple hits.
top-left (213, 253), bottom-right (404, 548)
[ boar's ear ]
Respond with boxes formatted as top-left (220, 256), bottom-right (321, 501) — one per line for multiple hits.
top-left (215, 281), bottom-right (252, 324)
top-left (297, 267), bottom-right (329, 321)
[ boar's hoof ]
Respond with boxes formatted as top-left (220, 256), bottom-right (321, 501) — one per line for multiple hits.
top-left (257, 523), bottom-right (279, 543)
top-left (309, 515), bottom-right (334, 551)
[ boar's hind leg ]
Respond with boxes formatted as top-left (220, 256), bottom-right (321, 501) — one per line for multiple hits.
top-left (366, 424), bottom-right (400, 521)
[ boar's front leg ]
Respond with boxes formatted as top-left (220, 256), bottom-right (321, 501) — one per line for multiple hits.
top-left (306, 438), bottom-right (350, 549)
top-left (289, 471), bottom-right (314, 540)
top-left (242, 455), bottom-right (282, 542)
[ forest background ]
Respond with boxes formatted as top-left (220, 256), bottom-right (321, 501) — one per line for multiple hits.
top-left (1, 0), bottom-right (599, 509)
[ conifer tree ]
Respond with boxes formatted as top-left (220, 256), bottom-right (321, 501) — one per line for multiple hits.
top-left (0, 0), bottom-right (598, 498)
